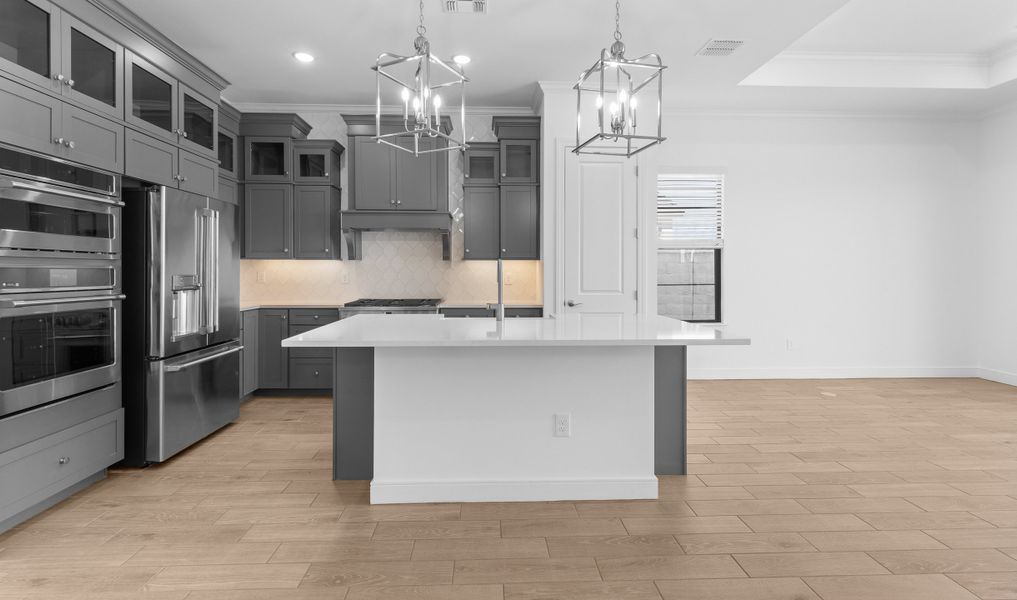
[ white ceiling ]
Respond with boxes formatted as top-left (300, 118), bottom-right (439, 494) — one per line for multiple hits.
top-left (118, 0), bottom-right (1017, 114)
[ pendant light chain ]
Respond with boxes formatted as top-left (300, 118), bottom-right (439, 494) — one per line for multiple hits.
top-left (614, 0), bottom-right (622, 41)
top-left (417, 0), bottom-right (426, 36)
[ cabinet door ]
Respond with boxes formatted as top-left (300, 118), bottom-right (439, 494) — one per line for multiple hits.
top-left (125, 52), bottom-right (177, 142)
top-left (294, 185), bottom-right (335, 259)
top-left (124, 129), bottom-right (177, 187)
top-left (218, 176), bottom-right (237, 206)
top-left (241, 310), bottom-right (258, 395)
top-left (218, 130), bottom-right (236, 177)
top-left (0, 0), bottom-right (60, 92)
top-left (257, 309), bottom-right (288, 389)
top-left (394, 136), bottom-right (438, 210)
top-left (60, 12), bottom-right (122, 117)
top-left (61, 104), bottom-right (123, 172)
top-left (178, 150), bottom-right (218, 197)
top-left (178, 84), bottom-right (216, 157)
top-left (294, 147), bottom-right (338, 185)
top-left (463, 186), bottom-right (500, 260)
top-left (500, 139), bottom-right (537, 184)
top-left (0, 75), bottom-right (61, 156)
top-left (243, 184), bottom-right (293, 258)
top-left (352, 136), bottom-right (394, 210)
top-left (244, 136), bottom-right (291, 181)
top-left (500, 185), bottom-right (539, 259)
top-left (464, 148), bottom-right (499, 186)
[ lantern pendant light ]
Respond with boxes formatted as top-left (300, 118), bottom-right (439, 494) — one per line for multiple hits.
top-left (574, 0), bottom-right (666, 157)
top-left (372, 0), bottom-right (468, 156)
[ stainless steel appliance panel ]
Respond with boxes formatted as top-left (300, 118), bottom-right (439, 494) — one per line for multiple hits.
top-left (0, 256), bottom-right (119, 294)
top-left (0, 294), bottom-right (122, 419)
top-left (0, 176), bottom-right (121, 256)
top-left (145, 341), bottom-right (241, 462)
top-left (206, 197), bottom-right (239, 348)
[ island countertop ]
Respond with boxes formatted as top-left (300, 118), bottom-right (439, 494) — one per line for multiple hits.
top-left (281, 314), bottom-right (749, 348)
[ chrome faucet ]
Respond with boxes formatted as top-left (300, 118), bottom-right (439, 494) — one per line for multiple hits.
top-left (487, 258), bottom-right (506, 321)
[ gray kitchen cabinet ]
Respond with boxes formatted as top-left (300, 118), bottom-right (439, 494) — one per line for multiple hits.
top-left (0, 0), bottom-right (60, 92)
top-left (500, 185), bottom-right (540, 259)
top-left (463, 186), bottom-right (500, 260)
top-left (294, 186), bottom-right (339, 259)
top-left (125, 51), bottom-right (177, 142)
top-left (294, 139), bottom-right (342, 186)
top-left (244, 136), bottom-right (292, 181)
top-left (241, 310), bottom-right (258, 397)
top-left (218, 176), bottom-right (238, 206)
top-left (441, 307), bottom-right (543, 318)
top-left (124, 129), bottom-right (216, 197)
top-left (243, 183), bottom-right (293, 258)
top-left (287, 324), bottom-right (332, 360)
top-left (394, 137), bottom-right (439, 211)
top-left (352, 135), bottom-right (395, 210)
top-left (61, 103), bottom-right (123, 172)
top-left (500, 139), bottom-right (538, 184)
top-left (59, 12), bottom-right (123, 118)
top-left (289, 308), bottom-right (340, 326)
top-left (464, 143), bottom-right (499, 186)
top-left (218, 129), bottom-right (237, 177)
top-left (289, 359), bottom-right (332, 389)
top-left (257, 309), bottom-right (289, 389)
top-left (177, 83), bottom-right (217, 156)
top-left (0, 75), bottom-right (63, 157)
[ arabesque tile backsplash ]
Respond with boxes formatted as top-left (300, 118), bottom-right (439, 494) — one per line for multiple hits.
top-left (239, 111), bottom-right (542, 307)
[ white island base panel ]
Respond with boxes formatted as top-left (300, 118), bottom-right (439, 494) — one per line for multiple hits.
top-left (370, 345), bottom-right (657, 504)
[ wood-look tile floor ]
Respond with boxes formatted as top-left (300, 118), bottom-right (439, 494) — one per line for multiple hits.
top-left (2, 378), bottom-right (1017, 599)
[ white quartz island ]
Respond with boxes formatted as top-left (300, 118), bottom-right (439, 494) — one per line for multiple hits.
top-left (283, 314), bottom-right (748, 504)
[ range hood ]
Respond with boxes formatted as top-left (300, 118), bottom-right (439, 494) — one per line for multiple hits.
top-left (341, 211), bottom-right (453, 261)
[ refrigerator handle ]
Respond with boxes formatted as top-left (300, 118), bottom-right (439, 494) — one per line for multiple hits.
top-left (208, 209), bottom-right (220, 334)
top-left (196, 208), bottom-right (209, 335)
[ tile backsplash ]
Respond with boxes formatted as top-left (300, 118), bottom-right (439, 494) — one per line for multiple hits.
top-left (239, 111), bottom-right (543, 307)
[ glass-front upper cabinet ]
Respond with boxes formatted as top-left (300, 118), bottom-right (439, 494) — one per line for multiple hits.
top-left (499, 139), bottom-right (537, 184)
top-left (0, 0), bottom-right (59, 90)
top-left (464, 143), bottom-right (499, 186)
top-left (125, 51), bottom-right (177, 140)
top-left (61, 13), bottom-right (122, 116)
top-left (293, 140), bottom-right (341, 186)
top-left (178, 84), bottom-right (217, 155)
top-left (244, 136), bottom-right (292, 181)
top-left (218, 131), bottom-right (236, 176)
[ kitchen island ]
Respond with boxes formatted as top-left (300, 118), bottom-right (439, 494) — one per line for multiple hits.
top-left (283, 314), bottom-right (748, 504)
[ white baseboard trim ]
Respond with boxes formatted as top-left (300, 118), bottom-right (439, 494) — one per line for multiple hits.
top-left (978, 368), bottom-right (1017, 387)
top-left (688, 366), bottom-right (981, 380)
top-left (370, 478), bottom-right (658, 504)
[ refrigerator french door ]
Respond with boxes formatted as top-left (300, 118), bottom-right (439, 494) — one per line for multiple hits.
top-left (122, 186), bottom-right (240, 465)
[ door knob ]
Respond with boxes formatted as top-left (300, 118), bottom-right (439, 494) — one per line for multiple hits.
top-left (566, 300), bottom-right (582, 307)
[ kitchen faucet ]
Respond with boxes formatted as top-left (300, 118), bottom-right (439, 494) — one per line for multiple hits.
top-left (487, 258), bottom-right (506, 321)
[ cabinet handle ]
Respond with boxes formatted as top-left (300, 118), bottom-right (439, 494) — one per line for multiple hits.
top-left (53, 137), bottom-right (65, 145)
top-left (396, 200), bottom-right (402, 205)
top-left (65, 79), bottom-right (74, 88)
top-left (52, 74), bottom-right (65, 83)
top-left (182, 131), bottom-right (188, 138)
top-left (180, 176), bottom-right (187, 182)
top-left (64, 140), bottom-right (75, 149)
top-left (58, 457), bottom-right (70, 465)
top-left (282, 315), bottom-right (287, 320)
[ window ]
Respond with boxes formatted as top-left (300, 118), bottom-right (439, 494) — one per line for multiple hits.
top-left (656, 174), bottom-right (723, 323)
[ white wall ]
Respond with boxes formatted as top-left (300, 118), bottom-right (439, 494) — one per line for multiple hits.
top-left (541, 86), bottom-right (985, 379)
top-left (976, 105), bottom-right (1017, 386)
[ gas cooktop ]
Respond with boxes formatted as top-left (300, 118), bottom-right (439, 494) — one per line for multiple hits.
top-left (343, 298), bottom-right (442, 308)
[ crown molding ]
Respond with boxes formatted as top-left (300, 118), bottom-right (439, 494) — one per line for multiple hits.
top-left (226, 102), bottom-right (535, 116)
top-left (661, 107), bottom-right (978, 122)
top-left (774, 51), bottom-right (988, 68)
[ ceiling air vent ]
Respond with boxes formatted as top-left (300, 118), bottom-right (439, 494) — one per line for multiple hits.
top-left (443, 0), bottom-right (487, 13)
top-left (696, 39), bottom-right (744, 57)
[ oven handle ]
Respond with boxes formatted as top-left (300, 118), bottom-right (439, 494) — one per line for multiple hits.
top-left (0, 177), bottom-right (124, 207)
top-left (165, 344), bottom-right (243, 372)
top-left (1, 293), bottom-right (126, 307)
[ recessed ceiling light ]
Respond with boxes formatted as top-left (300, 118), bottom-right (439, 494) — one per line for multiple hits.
top-left (292, 52), bottom-right (315, 63)
top-left (453, 55), bottom-right (471, 65)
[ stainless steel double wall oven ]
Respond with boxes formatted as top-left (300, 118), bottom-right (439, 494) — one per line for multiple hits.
top-left (0, 144), bottom-right (122, 420)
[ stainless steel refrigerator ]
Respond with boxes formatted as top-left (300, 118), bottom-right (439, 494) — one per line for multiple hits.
top-left (122, 186), bottom-right (240, 466)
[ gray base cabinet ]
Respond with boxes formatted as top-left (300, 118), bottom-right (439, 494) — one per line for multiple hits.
top-left (240, 310), bottom-right (258, 396)
top-left (440, 307), bottom-right (543, 319)
top-left (257, 309), bottom-right (289, 389)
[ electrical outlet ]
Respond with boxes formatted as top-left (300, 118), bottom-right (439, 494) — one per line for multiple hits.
top-left (554, 413), bottom-right (571, 438)
top-left (256, 271), bottom-right (267, 283)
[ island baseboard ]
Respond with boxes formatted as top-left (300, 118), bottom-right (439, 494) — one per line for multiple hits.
top-left (370, 477), bottom-right (659, 504)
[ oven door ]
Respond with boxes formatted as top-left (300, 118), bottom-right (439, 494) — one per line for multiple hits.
top-left (0, 177), bottom-right (121, 256)
top-left (0, 256), bottom-right (119, 295)
top-left (0, 294), bottom-right (122, 418)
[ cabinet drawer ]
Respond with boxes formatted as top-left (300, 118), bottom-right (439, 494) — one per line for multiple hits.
top-left (0, 383), bottom-right (121, 454)
top-left (441, 308), bottom-right (494, 318)
top-left (0, 75), bottom-right (61, 157)
top-left (62, 104), bottom-right (124, 173)
top-left (289, 309), bottom-right (340, 326)
top-left (289, 359), bottom-right (332, 389)
top-left (179, 149), bottom-right (217, 197)
top-left (0, 409), bottom-right (123, 523)
top-left (506, 308), bottom-right (543, 318)
top-left (124, 128), bottom-right (177, 187)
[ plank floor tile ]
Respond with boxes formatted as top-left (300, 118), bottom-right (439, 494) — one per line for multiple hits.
top-left (1, 381), bottom-right (1016, 598)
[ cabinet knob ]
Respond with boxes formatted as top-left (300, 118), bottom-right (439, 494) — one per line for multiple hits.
top-left (314, 370), bottom-right (320, 376)
top-left (53, 137), bottom-right (65, 145)
top-left (313, 315), bottom-right (319, 320)
top-left (324, 248), bottom-right (329, 253)
top-left (464, 173), bottom-right (470, 178)
top-left (324, 172), bottom-right (330, 177)
top-left (502, 172), bottom-right (507, 177)
top-left (502, 248), bottom-right (507, 252)
top-left (180, 176), bottom-right (187, 182)
top-left (182, 131), bottom-right (188, 138)
top-left (283, 248), bottom-right (288, 253)
top-left (64, 140), bottom-right (75, 149)
top-left (65, 79), bottom-right (74, 88)
top-left (282, 315), bottom-right (287, 320)
top-left (58, 457), bottom-right (70, 465)
top-left (52, 74), bottom-right (65, 83)
top-left (465, 248), bottom-right (470, 253)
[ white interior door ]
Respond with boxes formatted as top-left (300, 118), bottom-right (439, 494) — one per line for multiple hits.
top-left (562, 151), bottom-right (639, 316)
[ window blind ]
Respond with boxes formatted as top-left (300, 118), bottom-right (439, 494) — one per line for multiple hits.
top-left (657, 174), bottom-right (724, 248)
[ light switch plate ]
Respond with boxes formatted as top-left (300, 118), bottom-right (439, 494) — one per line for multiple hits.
top-left (554, 414), bottom-right (571, 438)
